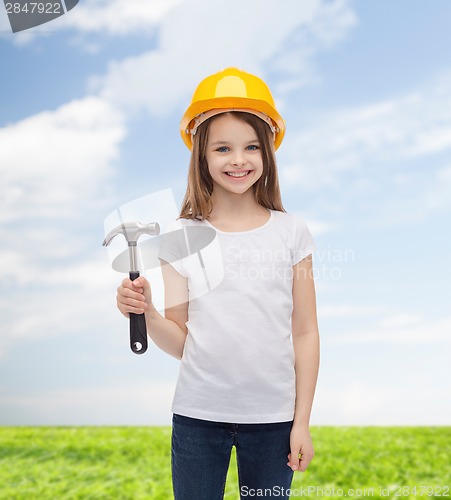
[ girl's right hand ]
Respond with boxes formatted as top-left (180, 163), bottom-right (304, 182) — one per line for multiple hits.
top-left (116, 276), bottom-right (152, 318)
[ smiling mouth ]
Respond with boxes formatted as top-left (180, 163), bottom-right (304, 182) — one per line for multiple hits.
top-left (224, 170), bottom-right (252, 178)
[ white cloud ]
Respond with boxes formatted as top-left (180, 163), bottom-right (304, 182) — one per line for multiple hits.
top-left (3, 0), bottom-right (357, 62)
top-left (319, 304), bottom-right (390, 318)
top-left (379, 314), bottom-right (421, 328)
top-left (3, 0), bottom-right (187, 44)
top-left (90, 0), bottom-right (357, 116)
top-left (271, 0), bottom-right (358, 97)
top-left (328, 316), bottom-right (451, 344)
top-left (280, 72), bottom-right (451, 193)
top-left (0, 381), bottom-right (176, 425)
top-left (64, 0), bottom-right (186, 36)
top-left (0, 253), bottom-right (121, 357)
top-left (0, 96), bottom-right (126, 222)
top-left (360, 161), bottom-right (451, 226)
top-left (0, 96), bottom-right (128, 356)
top-left (314, 378), bottom-right (451, 425)
top-left (420, 164), bottom-right (451, 213)
top-left (0, 242), bottom-right (168, 357)
top-left (293, 217), bottom-right (332, 239)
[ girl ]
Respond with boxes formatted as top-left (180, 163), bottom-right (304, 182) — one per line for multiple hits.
top-left (116, 67), bottom-right (320, 500)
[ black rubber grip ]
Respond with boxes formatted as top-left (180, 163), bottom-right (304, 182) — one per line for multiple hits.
top-left (129, 271), bottom-right (148, 355)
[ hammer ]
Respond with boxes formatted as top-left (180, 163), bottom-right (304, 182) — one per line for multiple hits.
top-left (103, 221), bottom-right (160, 354)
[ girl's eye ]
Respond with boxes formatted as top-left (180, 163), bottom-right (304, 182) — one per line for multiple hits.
top-left (246, 145), bottom-right (259, 151)
top-left (216, 146), bottom-right (230, 153)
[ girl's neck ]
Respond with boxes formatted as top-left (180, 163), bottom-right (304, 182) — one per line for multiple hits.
top-left (208, 191), bottom-right (266, 222)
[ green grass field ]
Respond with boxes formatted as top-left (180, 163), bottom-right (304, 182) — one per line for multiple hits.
top-left (0, 427), bottom-right (449, 499)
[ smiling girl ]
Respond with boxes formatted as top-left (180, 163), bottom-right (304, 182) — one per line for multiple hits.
top-left (116, 67), bottom-right (320, 500)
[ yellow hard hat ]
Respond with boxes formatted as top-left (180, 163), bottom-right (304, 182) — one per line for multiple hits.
top-left (180, 67), bottom-right (285, 150)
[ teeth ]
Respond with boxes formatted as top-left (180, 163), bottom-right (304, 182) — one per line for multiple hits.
top-left (226, 171), bottom-right (250, 177)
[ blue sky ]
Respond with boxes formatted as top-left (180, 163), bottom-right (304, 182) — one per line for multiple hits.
top-left (0, 0), bottom-right (450, 426)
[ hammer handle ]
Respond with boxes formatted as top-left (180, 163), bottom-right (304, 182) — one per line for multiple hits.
top-left (129, 271), bottom-right (148, 355)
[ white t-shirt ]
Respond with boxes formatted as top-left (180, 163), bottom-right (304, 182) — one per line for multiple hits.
top-left (157, 208), bottom-right (316, 424)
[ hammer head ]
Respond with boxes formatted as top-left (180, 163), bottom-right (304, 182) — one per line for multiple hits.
top-left (102, 221), bottom-right (160, 247)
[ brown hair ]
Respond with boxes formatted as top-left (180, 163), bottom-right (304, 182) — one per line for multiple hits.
top-left (178, 111), bottom-right (286, 220)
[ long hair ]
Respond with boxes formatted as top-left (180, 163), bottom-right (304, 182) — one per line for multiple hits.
top-left (178, 111), bottom-right (286, 220)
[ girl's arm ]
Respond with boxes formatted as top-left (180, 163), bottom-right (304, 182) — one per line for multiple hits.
top-left (145, 260), bottom-right (189, 359)
top-left (288, 254), bottom-right (320, 472)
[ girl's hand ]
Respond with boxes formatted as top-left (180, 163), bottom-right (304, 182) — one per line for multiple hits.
top-left (116, 277), bottom-right (152, 318)
top-left (287, 425), bottom-right (315, 472)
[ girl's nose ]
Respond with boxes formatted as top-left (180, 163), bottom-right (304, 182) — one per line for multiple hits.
top-left (232, 155), bottom-right (247, 166)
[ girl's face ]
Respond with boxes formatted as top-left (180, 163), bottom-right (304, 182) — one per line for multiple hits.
top-left (205, 113), bottom-right (264, 196)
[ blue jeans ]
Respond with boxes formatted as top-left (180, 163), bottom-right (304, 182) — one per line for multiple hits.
top-left (171, 413), bottom-right (294, 500)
